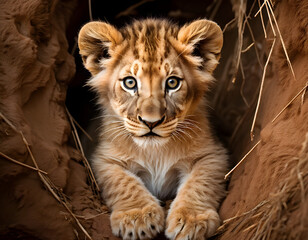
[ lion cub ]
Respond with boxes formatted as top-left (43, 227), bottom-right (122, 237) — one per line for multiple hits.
top-left (78, 18), bottom-right (228, 240)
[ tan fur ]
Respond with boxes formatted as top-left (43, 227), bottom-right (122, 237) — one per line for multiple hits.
top-left (78, 18), bottom-right (228, 240)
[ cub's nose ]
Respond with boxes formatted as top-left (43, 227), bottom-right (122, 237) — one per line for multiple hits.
top-left (138, 115), bottom-right (165, 130)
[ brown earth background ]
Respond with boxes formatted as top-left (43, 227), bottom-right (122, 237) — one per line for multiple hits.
top-left (0, 0), bottom-right (307, 239)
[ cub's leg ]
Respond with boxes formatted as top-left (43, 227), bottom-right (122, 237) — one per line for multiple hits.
top-left (165, 156), bottom-right (226, 240)
top-left (97, 163), bottom-right (164, 240)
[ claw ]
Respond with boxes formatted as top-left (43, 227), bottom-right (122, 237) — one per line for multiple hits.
top-left (110, 205), bottom-right (165, 240)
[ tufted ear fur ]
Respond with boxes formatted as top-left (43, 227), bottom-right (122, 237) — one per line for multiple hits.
top-left (78, 21), bottom-right (123, 75)
top-left (178, 19), bottom-right (223, 73)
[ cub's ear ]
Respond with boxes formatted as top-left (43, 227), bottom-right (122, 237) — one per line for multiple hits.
top-left (78, 21), bottom-right (123, 75)
top-left (178, 19), bottom-right (223, 73)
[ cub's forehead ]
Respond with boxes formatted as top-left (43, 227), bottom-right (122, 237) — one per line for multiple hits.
top-left (119, 19), bottom-right (179, 64)
top-left (118, 59), bottom-right (183, 79)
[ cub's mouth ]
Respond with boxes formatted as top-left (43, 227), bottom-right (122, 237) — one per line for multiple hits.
top-left (123, 116), bottom-right (178, 146)
top-left (142, 132), bottom-right (161, 137)
top-left (132, 132), bottom-right (170, 148)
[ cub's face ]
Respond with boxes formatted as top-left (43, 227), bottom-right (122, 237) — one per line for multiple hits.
top-left (107, 54), bottom-right (189, 139)
top-left (78, 19), bottom-right (223, 146)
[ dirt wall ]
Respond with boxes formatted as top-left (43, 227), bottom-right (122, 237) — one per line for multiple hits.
top-left (218, 1), bottom-right (308, 239)
top-left (0, 1), bottom-right (114, 239)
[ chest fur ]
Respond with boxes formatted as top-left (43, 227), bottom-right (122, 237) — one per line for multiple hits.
top-left (128, 155), bottom-right (181, 200)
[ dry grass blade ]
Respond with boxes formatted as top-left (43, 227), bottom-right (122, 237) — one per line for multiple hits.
top-left (222, 18), bottom-right (236, 33)
top-left (209, 0), bottom-right (222, 20)
top-left (72, 116), bottom-right (93, 142)
top-left (0, 111), bottom-right (92, 240)
top-left (254, 0), bottom-right (267, 17)
top-left (116, 0), bottom-right (154, 18)
top-left (222, 208), bottom-right (264, 225)
top-left (250, 38), bottom-right (276, 141)
top-left (88, 0), bottom-right (93, 21)
top-left (256, 0), bottom-right (267, 38)
top-left (76, 212), bottom-right (109, 220)
top-left (65, 108), bottom-right (100, 196)
top-left (0, 151), bottom-right (48, 174)
top-left (265, 0), bottom-right (276, 37)
top-left (231, 0), bottom-right (247, 84)
top-left (64, 108), bottom-right (93, 141)
top-left (230, 0), bottom-right (259, 85)
top-left (239, 60), bottom-right (249, 107)
top-left (271, 82), bottom-right (308, 123)
top-left (266, 1), bottom-right (296, 81)
top-left (71, 37), bottom-right (78, 56)
top-left (245, 16), bottom-right (262, 67)
top-left (0, 112), bottom-right (18, 132)
top-left (71, 130), bottom-right (80, 150)
top-left (225, 140), bottom-right (261, 179)
top-left (66, 110), bottom-right (85, 157)
top-left (241, 42), bottom-right (255, 53)
top-left (301, 86), bottom-right (307, 106)
top-left (243, 223), bottom-right (258, 233)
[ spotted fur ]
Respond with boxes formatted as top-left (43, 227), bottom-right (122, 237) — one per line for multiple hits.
top-left (78, 18), bottom-right (228, 240)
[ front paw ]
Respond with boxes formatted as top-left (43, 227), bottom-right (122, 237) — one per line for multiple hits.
top-left (165, 208), bottom-right (220, 240)
top-left (110, 204), bottom-right (165, 240)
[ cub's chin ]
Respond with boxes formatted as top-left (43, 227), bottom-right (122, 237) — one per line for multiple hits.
top-left (132, 135), bottom-right (170, 148)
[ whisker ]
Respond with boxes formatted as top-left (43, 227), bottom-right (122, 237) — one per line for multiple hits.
top-left (180, 119), bottom-right (203, 132)
top-left (176, 130), bottom-right (187, 143)
top-left (104, 122), bottom-right (125, 127)
top-left (91, 114), bottom-right (122, 120)
top-left (184, 114), bottom-right (197, 117)
top-left (103, 119), bottom-right (124, 123)
top-left (103, 115), bottom-right (123, 118)
top-left (176, 128), bottom-right (193, 140)
top-left (173, 129), bottom-right (187, 143)
top-left (123, 132), bottom-right (132, 142)
top-left (180, 119), bottom-right (202, 128)
top-left (177, 124), bottom-right (198, 137)
top-left (103, 125), bottom-right (126, 134)
top-left (177, 122), bottom-right (202, 136)
top-left (171, 132), bottom-right (182, 144)
top-left (110, 130), bottom-right (127, 143)
top-left (106, 127), bottom-right (124, 137)
top-left (182, 118), bottom-right (201, 125)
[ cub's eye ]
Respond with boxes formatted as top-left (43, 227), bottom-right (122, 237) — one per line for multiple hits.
top-left (122, 77), bottom-right (137, 90)
top-left (166, 77), bottom-right (181, 91)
